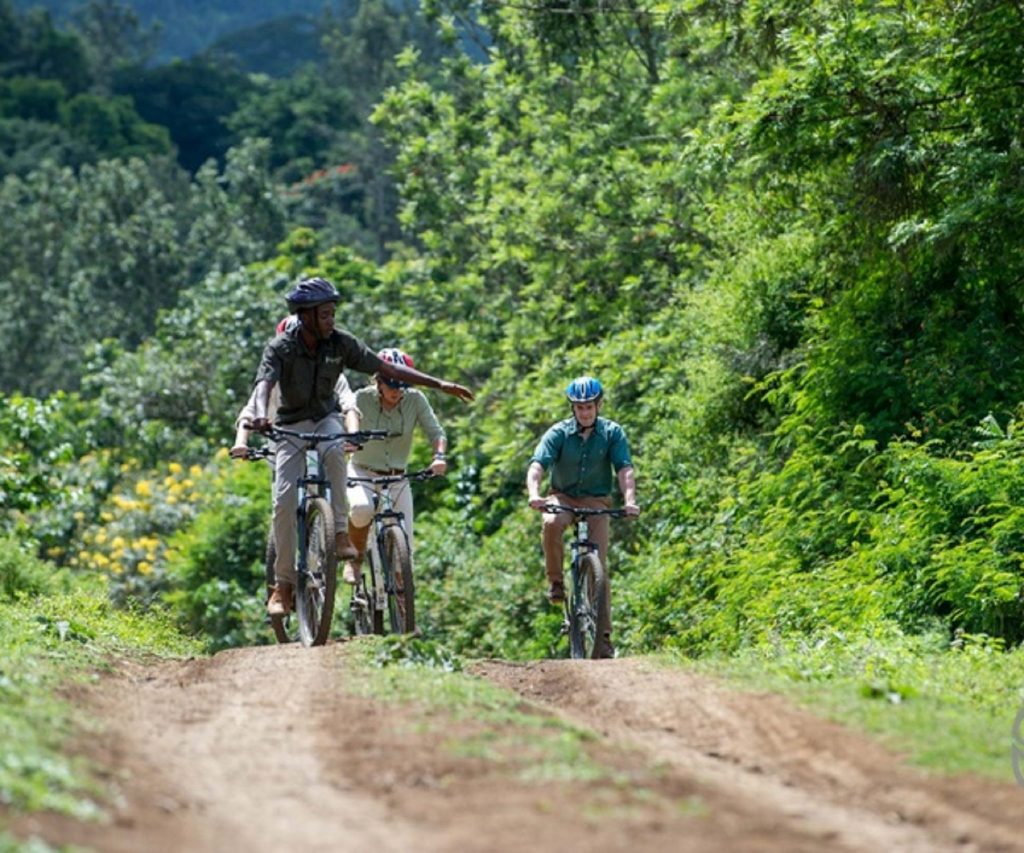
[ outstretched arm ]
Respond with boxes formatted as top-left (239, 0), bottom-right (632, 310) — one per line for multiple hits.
top-left (379, 361), bottom-right (474, 402)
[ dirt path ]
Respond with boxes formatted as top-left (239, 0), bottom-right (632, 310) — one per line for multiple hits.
top-left (10, 643), bottom-right (1022, 852)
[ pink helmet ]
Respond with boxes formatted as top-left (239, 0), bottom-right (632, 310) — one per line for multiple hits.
top-left (378, 347), bottom-right (414, 389)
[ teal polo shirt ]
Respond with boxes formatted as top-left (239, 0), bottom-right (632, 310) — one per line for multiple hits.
top-left (530, 416), bottom-right (633, 497)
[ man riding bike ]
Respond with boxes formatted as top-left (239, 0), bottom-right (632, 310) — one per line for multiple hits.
top-left (343, 347), bottom-right (450, 585)
top-left (526, 375), bottom-right (639, 658)
top-left (248, 277), bottom-right (473, 616)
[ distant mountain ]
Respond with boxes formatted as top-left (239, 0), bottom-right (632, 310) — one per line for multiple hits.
top-left (12, 0), bottom-right (344, 63)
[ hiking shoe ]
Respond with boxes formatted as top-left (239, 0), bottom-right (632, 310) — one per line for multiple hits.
top-left (267, 583), bottom-right (294, 615)
top-left (335, 530), bottom-right (357, 561)
top-left (547, 580), bottom-right (565, 604)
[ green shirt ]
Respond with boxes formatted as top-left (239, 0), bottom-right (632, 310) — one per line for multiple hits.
top-left (530, 416), bottom-right (633, 498)
top-left (254, 326), bottom-right (382, 424)
top-left (350, 386), bottom-right (445, 471)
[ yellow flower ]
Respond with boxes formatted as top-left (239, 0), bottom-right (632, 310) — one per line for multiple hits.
top-left (137, 561), bottom-right (153, 576)
top-left (94, 531), bottom-right (107, 545)
top-left (168, 461), bottom-right (183, 475)
top-left (189, 465), bottom-right (203, 478)
top-left (111, 536), bottom-right (126, 550)
top-left (135, 480), bottom-right (153, 498)
top-left (100, 511), bottom-right (114, 522)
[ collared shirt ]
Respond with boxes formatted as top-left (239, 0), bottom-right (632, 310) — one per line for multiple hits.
top-left (350, 386), bottom-right (444, 471)
top-left (254, 325), bottom-right (382, 424)
top-left (530, 416), bottom-right (633, 497)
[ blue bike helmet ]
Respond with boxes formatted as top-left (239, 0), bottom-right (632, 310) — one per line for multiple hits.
top-left (565, 375), bottom-right (603, 403)
top-left (285, 277), bottom-right (340, 312)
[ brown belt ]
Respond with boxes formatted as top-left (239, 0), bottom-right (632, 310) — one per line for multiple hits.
top-left (365, 467), bottom-right (405, 476)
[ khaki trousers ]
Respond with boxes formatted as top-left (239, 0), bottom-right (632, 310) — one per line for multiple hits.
top-left (272, 413), bottom-right (349, 586)
top-left (541, 493), bottom-right (612, 630)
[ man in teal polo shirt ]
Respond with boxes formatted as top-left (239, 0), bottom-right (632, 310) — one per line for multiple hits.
top-left (526, 375), bottom-right (639, 657)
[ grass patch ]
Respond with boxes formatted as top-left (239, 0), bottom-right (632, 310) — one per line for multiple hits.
top-left (0, 580), bottom-right (201, 825)
top-left (685, 623), bottom-right (1024, 782)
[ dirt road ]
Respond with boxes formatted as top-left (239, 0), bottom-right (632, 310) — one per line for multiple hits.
top-left (11, 642), bottom-right (1022, 852)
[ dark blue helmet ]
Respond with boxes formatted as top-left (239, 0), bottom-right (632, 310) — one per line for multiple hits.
top-left (285, 277), bottom-right (340, 312)
top-left (566, 375), bottom-right (603, 403)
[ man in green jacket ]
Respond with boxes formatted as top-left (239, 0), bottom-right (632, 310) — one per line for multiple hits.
top-left (526, 375), bottom-right (639, 657)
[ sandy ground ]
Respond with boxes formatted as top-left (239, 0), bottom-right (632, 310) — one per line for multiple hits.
top-left (8, 642), bottom-right (1023, 852)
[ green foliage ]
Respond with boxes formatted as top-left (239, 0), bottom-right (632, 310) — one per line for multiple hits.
top-left (0, 582), bottom-right (198, 817)
top-left (705, 626), bottom-right (1024, 779)
top-left (162, 456), bottom-right (273, 650)
top-left (0, 535), bottom-right (63, 600)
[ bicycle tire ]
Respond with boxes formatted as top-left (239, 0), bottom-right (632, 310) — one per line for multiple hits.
top-left (265, 530), bottom-right (297, 644)
top-left (568, 552), bottom-right (609, 660)
top-left (296, 496), bottom-right (337, 647)
top-left (382, 525), bottom-right (415, 634)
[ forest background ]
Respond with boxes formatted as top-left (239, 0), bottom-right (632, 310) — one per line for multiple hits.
top-left (3, 0), bottom-right (1024, 812)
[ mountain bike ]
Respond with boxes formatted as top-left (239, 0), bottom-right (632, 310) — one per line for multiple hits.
top-left (251, 426), bottom-right (389, 646)
top-left (346, 468), bottom-right (435, 636)
top-left (538, 505), bottom-right (630, 660)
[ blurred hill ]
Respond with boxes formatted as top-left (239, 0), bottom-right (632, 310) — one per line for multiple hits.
top-left (12, 0), bottom-right (347, 63)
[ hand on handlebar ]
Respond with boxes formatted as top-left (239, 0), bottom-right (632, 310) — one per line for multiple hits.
top-left (245, 417), bottom-right (272, 434)
top-left (624, 502), bottom-right (641, 518)
top-left (528, 497), bottom-right (549, 511)
top-left (229, 445), bottom-right (249, 459)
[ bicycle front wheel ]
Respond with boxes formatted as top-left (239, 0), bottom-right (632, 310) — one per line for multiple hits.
top-left (296, 497), bottom-right (337, 647)
top-left (265, 530), bottom-right (297, 644)
top-left (568, 552), bottom-right (609, 660)
top-left (382, 526), bottom-right (415, 634)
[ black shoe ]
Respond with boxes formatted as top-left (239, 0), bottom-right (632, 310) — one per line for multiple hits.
top-left (547, 580), bottom-right (565, 604)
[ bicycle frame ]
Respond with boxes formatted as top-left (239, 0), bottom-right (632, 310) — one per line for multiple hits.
top-left (540, 504), bottom-right (628, 659)
top-left (347, 468), bottom-right (434, 635)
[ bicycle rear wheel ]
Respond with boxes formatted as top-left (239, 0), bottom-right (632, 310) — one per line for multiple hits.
top-left (382, 525), bottom-right (415, 634)
top-left (265, 530), bottom-right (297, 644)
top-left (296, 497), bottom-right (337, 647)
top-left (568, 552), bottom-right (609, 660)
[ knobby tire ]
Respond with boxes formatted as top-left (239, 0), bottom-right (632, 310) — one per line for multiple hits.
top-left (382, 525), bottom-right (415, 634)
top-left (568, 552), bottom-right (609, 660)
top-left (296, 496), bottom-right (337, 647)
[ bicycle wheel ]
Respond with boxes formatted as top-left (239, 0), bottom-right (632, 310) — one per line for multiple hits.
top-left (382, 525), bottom-right (415, 634)
top-left (296, 496), bottom-right (337, 647)
top-left (265, 530), bottom-right (297, 644)
top-left (568, 552), bottom-right (609, 660)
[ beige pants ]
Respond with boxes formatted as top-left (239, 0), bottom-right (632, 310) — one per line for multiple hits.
top-left (541, 493), bottom-right (612, 630)
top-left (272, 414), bottom-right (349, 586)
top-left (346, 461), bottom-right (416, 551)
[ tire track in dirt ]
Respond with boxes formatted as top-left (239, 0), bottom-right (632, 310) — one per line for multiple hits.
top-left (10, 646), bottom-right (1022, 852)
top-left (472, 658), bottom-right (1023, 853)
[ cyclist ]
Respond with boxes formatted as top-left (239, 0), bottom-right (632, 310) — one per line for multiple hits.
top-left (230, 316), bottom-right (360, 457)
top-left (526, 375), bottom-right (639, 658)
top-left (248, 278), bottom-right (473, 616)
top-left (343, 347), bottom-right (449, 584)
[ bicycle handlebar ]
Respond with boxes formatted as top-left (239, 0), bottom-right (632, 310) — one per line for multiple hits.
top-left (347, 467), bottom-right (437, 487)
top-left (243, 446), bottom-right (274, 461)
top-left (259, 426), bottom-right (398, 445)
top-left (537, 504), bottom-right (635, 519)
